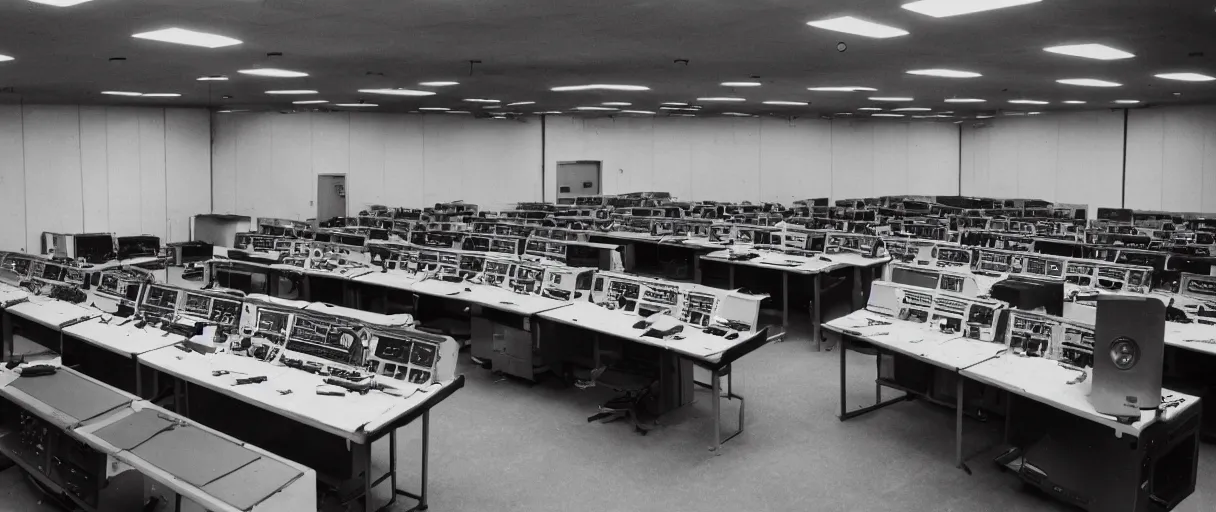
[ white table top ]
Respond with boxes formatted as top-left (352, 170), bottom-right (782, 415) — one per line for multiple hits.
top-left (1163, 321), bottom-right (1216, 357)
top-left (0, 283), bottom-right (29, 307)
top-left (4, 297), bottom-right (100, 329)
top-left (537, 301), bottom-right (759, 364)
top-left (961, 355), bottom-right (1199, 438)
top-left (351, 269), bottom-right (426, 291)
top-left (353, 270), bottom-right (574, 316)
top-left (824, 309), bottom-right (1005, 370)
top-left (136, 348), bottom-right (453, 443)
top-left (702, 248), bottom-right (891, 275)
top-left (62, 315), bottom-right (187, 358)
top-left (270, 263), bottom-right (374, 281)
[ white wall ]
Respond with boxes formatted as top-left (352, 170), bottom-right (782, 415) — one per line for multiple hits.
top-left (1126, 105), bottom-right (1216, 212)
top-left (960, 110), bottom-right (1125, 217)
top-left (211, 112), bottom-right (543, 218)
top-left (0, 105), bottom-right (211, 252)
top-left (542, 116), bottom-right (960, 204)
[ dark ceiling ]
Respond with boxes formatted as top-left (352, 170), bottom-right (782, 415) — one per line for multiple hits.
top-left (0, 0), bottom-right (1213, 119)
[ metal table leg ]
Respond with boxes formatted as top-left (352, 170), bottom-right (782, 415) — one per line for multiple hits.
top-left (368, 410), bottom-right (431, 512)
top-left (710, 369), bottom-right (721, 455)
top-left (838, 339), bottom-right (908, 421)
top-left (956, 377), bottom-right (970, 475)
top-left (812, 273), bottom-right (823, 352)
top-left (779, 272), bottom-right (789, 343)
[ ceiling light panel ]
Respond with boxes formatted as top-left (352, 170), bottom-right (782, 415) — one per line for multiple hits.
top-left (0, 55), bottom-right (14, 62)
top-left (266, 90), bottom-right (317, 95)
top-left (574, 106), bottom-right (619, 111)
top-left (697, 97), bottom-right (746, 102)
top-left (140, 93), bottom-right (180, 97)
top-left (1056, 78), bottom-right (1121, 87)
top-left (239, 68), bottom-right (308, 78)
top-left (335, 103), bottom-right (378, 107)
top-left (858, 107), bottom-right (883, 111)
top-left (944, 98), bottom-right (985, 103)
top-left (101, 91), bottom-right (142, 96)
top-left (808, 86), bottom-right (877, 92)
top-left (197, 75), bottom-right (228, 81)
top-left (892, 107), bottom-right (931, 111)
top-left (620, 110), bottom-right (656, 114)
top-left (869, 97), bottom-right (913, 101)
top-left (902, 0), bottom-right (1040, 17)
top-left (551, 84), bottom-right (649, 91)
top-left (132, 28), bottom-right (242, 49)
top-left (28, 0), bottom-right (95, 5)
top-left (806, 17), bottom-right (908, 38)
top-left (506, 101), bottom-right (535, 106)
top-left (1043, 43), bottom-right (1134, 60)
top-left (602, 102), bottom-right (632, 106)
top-left (293, 100), bottom-right (328, 104)
top-left (661, 102), bottom-right (688, 106)
top-left (1063, 100), bottom-right (1087, 104)
top-left (1114, 99), bottom-right (1140, 104)
top-left (463, 98), bottom-right (500, 103)
top-left (763, 101), bottom-right (809, 106)
top-left (1009, 99), bottom-right (1049, 104)
top-left (721, 82), bottom-right (762, 87)
top-left (907, 69), bottom-right (982, 78)
top-left (419, 81), bottom-right (459, 86)
top-left (1155, 72), bottom-right (1216, 82)
top-left (722, 113), bottom-right (755, 117)
top-left (359, 88), bottom-right (435, 96)
top-left (419, 107), bottom-right (450, 111)
top-left (871, 113), bottom-right (905, 117)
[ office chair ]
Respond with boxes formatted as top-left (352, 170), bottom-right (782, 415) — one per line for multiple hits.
top-left (575, 364), bottom-right (657, 435)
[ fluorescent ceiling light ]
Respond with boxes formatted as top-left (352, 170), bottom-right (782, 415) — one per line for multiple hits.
top-left (602, 102), bottom-right (632, 106)
top-left (239, 68), bottom-right (308, 78)
top-left (419, 81), bottom-right (459, 86)
top-left (464, 98), bottom-right (500, 103)
top-left (216, 109), bottom-right (248, 113)
top-left (0, 54), bottom-right (14, 62)
top-left (722, 113), bottom-right (755, 117)
top-left (869, 97), bottom-right (913, 101)
top-left (101, 91), bottom-right (142, 96)
top-left (141, 93), bottom-right (180, 97)
top-left (446, 110), bottom-right (472, 114)
top-left (672, 114), bottom-right (696, 117)
top-left (912, 115), bottom-right (932, 119)
top-left (659, 107), bottom-right (699, 111)
top-left (1063, 100), bottom-right (1087, 104)
top-left (1155, 72), bottom-right (1216, 82)
top-left (892, 107), bottom-right (931, 111)
top-left (1114, 99), bottom-right (1141, 104)
top-left (132, 28), bottom-right (242, 49)
top-left (359, 88), bottom-right (435, 96)
top-left (721, 82), bottom-right (762, 87)
top-left (483, 106), bottom-right (501, 109)
top-left (28, 0), bottom-right (95, 5)
top-left (806, 17), bottom-right (908, 39)
top-left (763, 101), bottom-right (809, 106)
top-left (697, 97), bottom-right (746, 102)
top-left (419, 107), bottom-right (450, 111)
top-left (197, 75), bottom-right (228, 81)
top-left (1044, 44), bottom-right (1134, 60)
top-left (293, 100), bottom-right (328, 104)
top-left (976, 115), bottom-right (994, 119)
top-left (871, 113), bottom-right (905, 117)
top-left (944, 98), bottom-right (985, 103)
top-left (1056, 78), bottom-right (1121, 87)
top-left (334, 103), bottom-right (378, 107)
top-left (661, 102), bottom-right (688, 106)
top-left (907, 69), bottom-right (982, 78)
top-left (574, 106), bottom-right (619, 111)
top-left (551, 84), bottom-right (649, 92)
top-left (266, 90), bottom-right (317, 95)
top-left (506, 101), bottom-right (535, 106)
top-left (1028, 112), bottom-right (1043, 115)
top-left (808, 86), bottom-right (877, 92)
top-left (902, 0), bottom-right (1040, 18)
top-left (620, 110), bottom-right (656, 114)
top-left (1008, 99), bottom-right (1048, 105)
top-left (534, 111), bottom-right (563, 115)
top-left (858, 107), bottom-right (883, 111)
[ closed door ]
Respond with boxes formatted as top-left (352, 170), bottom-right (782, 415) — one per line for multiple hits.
top-left (557, 162), bottom-right (601, 203)
top-left (317, 175), bottom-right (347, 221)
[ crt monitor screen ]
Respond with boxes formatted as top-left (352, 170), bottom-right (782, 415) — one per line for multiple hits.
top-left (74, 234), bottom-right (115, 263)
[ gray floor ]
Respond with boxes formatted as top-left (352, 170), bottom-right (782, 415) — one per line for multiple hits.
top-left (2, 338), bottom-right (1214, 512)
